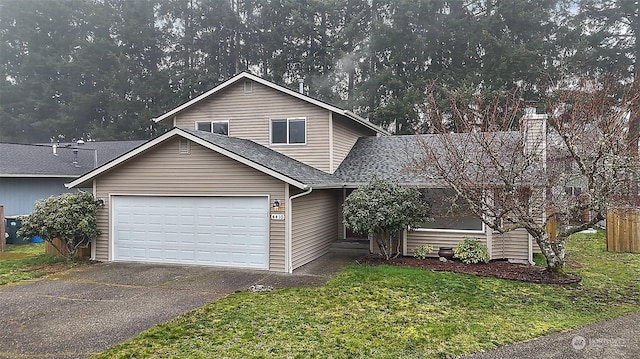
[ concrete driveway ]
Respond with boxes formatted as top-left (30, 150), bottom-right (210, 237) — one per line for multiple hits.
top-left (0, 253), bottom-right (358, 359)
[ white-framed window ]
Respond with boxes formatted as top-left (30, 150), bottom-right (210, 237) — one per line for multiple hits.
top-left (564, 186), bottom-right (582, 196)
top-left (270, 118), bottom-right (306, 145)
top-left (417, 188), bottom-right (484, 232)
top-left (196, 120), bottom-right (229, 136)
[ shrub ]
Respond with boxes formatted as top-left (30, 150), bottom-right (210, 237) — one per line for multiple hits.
top-left (413, 244), bottom-right (434, 259)
top-left (454, 238), bottom-right (489, 264)
top-left (17, 192), bottom-right (100, 259)
top-left (343, 178), bottom-right (427, 260)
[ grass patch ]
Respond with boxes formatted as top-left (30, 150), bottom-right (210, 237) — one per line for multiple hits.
top-left (0, 243), bottom-right (69, 285)
top-left (94, 231), bottom-right (640, 359)
top-left (532, 252), bottom-right (547, 267)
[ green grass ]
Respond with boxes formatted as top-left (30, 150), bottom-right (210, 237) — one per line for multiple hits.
top-left (94, 231), bottom-right (640, 359)
top-left (0, 243), bottom-right (68, 285)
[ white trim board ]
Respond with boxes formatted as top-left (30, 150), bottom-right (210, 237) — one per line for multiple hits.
top-left (151, 72), bottom-right (389, 135)
top-left (66, 128), bottom-right (309, 190)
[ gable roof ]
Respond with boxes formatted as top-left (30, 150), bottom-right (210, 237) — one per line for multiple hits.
top-left (152, 72), bottom-right (389, 135)
top-left (66, 128), bottom-right (342, 190)
top-left (0, 141), bottom-right (144, 178)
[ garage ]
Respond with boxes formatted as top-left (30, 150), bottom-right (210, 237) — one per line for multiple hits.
top-left (112, 195), bottom-right (269, 269)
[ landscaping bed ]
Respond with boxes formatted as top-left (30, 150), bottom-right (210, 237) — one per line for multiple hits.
top-left (357, 256), bottom-right (582, 285)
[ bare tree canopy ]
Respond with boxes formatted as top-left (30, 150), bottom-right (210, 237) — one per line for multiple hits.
top-left (415, 77), bottom-right (640, 272)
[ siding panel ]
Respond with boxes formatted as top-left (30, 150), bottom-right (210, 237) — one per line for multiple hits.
top-left (291, 189), bottom-right (339, 269)
top-left (94, 138), bottom-right (287, 272)
top-left (175, 81), bottom-right (332, 172)
top-left (406, 230), bottom-right (488, 257)
top-left (492, 229), bottom-right (530, 261)
top-left (332, 114), bottom-right (376, 172)
top-left (0, 178), bottom-right (88, 216)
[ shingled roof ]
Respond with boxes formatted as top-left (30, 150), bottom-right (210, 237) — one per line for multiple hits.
top-left (67, 128), bottom-right (342, 189)
top-left (0, 141), bottom-right (144, 177)
top-left (334, 135), bottom-right (439, 186)
top-left (180, 128), bottom-right (341, 186)
top-left (334, 131), bottom-right (528, 186)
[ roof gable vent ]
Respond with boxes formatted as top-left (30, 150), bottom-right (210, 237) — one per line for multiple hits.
top-left (179, 138), bottom-right (191, 155)
top-left (244, 80), bottom-right (253, 94)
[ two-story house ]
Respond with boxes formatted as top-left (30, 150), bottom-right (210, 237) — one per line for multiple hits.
top-left (67, 72), bottom-right (535, 273)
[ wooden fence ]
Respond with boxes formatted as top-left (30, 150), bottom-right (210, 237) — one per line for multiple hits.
top-left (546, 206), bottom-right (557, 240)
top-left (606, 208), bottom-right (640, 253)
top-left (45, 238), bottom-right (91, 258)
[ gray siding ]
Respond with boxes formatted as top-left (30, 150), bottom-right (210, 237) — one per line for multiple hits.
top-left (174, 80), bottom-right (332, 172)
top-left (0, 177), bottom-right (89, 216)
top-left (93, 138), bottom-right (287, 272)
top-left (291, 189), bottom-right (339, 269)
top-left (406, 230), bottom-right (488, 257)
top-left (331, 114), bottom-right (377, 172)
top-left (406, 228), bottom-right (530, 261)
top-left (492, 229), bottom-right (530, 261)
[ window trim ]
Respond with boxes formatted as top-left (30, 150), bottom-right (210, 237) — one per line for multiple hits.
top-left (414, 188), bottom-right (485, 233)
top-left (269, 117), bottom-right (307, 145)
top-left (195, 120), bottom-right (230, 136)
top-left (413, 223), bottom-right (485, 234)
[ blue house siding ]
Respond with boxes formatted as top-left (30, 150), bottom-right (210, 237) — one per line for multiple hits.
top-left (0, 177), bottom-right (86, 216)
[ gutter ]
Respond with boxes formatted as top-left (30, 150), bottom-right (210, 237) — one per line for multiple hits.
top-left (287, 187), bottom-right (313, 273)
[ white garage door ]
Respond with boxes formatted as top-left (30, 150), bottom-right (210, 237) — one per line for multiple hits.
top-left (112, 196), bottom-right (269, 269)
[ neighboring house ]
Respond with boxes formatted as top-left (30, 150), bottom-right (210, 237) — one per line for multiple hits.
top-left (66, 72), bottom-right (542, 272)
top-left (0, 141), bottom-right (144, 216)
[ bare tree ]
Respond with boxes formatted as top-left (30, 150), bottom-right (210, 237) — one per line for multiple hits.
top-left (415, 78), bottom-right (640, 272)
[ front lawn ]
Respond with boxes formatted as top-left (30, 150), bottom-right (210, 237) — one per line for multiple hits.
top-left (94, 231), bottom-right (640, 359)
top-left (0, 242), bottom-right (69, 285)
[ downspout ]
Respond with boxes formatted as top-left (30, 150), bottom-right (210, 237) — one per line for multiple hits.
top-left (528, 233), bottom-right (535, 265)
top-left (91, 179), bottom-right (97, 261)
top-left (287, 186), bottom-right (313, 273)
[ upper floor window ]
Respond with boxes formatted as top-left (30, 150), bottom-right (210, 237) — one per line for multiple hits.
top-left (196, 120), bottom-right (229, 136)
top-left (271, 118), bottom-right (306, 145)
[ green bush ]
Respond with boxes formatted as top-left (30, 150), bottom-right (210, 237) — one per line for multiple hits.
top-left (412, 244), bottom-right (434, 259)
top-left (17, 192), bottom-right (99, 259)
top-left (454, 238), bottom-right (489, 264)
top-left (343, 178), bottom-right (427, 260)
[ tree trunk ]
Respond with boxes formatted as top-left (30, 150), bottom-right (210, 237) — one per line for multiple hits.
top-left (534, 232), bottom-right (566, 272)
top-left (375, 230), bottom-right (394, 260)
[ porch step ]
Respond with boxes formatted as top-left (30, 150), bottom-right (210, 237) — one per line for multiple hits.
top-left (329, 240), bottom-right (370, 255)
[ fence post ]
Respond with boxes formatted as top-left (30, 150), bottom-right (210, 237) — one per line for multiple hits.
top-left (1, 205), bottom-right (5, 252)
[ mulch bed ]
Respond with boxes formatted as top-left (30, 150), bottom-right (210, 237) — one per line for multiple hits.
top-left (357, 256), bottom-right (582, 285)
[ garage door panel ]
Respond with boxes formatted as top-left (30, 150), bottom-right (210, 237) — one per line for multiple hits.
top-left (113, 196), bottom-right (269, 269)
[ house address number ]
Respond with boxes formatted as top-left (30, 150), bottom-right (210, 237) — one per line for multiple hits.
top-left (271, 213), bottom-right (285, 220)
